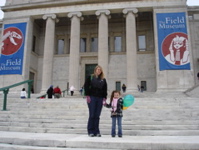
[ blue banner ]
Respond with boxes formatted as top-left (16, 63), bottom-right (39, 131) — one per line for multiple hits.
top-left (0, 22), bottom-right (27, 75)
top-left (157, 12), bottom-right (190, 70)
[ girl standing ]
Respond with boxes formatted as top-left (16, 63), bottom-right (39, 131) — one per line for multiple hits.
top-left (105, 90), bottom-right (123, 137)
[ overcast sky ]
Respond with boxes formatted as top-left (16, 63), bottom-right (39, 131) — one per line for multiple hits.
top-left (0, 0), bottom-right (199, 19)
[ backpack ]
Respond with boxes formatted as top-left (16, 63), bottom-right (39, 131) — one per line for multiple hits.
top-left (83, 74), bottom-right (93, 96)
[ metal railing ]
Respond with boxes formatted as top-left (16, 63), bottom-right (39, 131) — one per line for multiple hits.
top-left (0, 80), bottom-right (33, 111)
top-left (62, 89), bottom-right (68, 97)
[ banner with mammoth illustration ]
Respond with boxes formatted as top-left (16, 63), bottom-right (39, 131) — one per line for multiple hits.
top-left (157, 12), bottom-right (190, 70)
top-left (0, 22), bottom-right (27, 75)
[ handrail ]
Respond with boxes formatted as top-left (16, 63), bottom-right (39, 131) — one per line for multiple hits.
top-left (0, 80), bottom-right (33, 111)
top-left (36, 88), bottom-right (68, 99)
top-left (62, 89), bottom-right (68, 97)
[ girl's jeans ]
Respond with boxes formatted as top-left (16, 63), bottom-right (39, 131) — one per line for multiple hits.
top-left (111, 116), bottom-right (122, 136)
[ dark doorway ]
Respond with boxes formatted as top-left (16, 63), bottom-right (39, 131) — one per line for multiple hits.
top-left (29, 72), bottom-right (35, 93)
top-left (141, 81), bottom-right (147, 91)
top-left (85, 64), bottom-right (97, 80)
top-left (116, 81), bottom-right (121, 91)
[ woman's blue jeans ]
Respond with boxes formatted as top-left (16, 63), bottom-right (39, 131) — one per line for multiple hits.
top-left (87, 96), bottom-right (103, 135)
top-left (111, 116), bottom-right (122, 136)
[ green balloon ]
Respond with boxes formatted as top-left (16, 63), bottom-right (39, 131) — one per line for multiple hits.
top-left (123, 94), bottom-right (134, 107)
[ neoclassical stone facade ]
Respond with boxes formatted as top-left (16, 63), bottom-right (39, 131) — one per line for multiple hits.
top-left (0, 0), bottom-right (198, 94)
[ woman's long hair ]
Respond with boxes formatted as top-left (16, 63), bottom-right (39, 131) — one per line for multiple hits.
top-left (109, 90), bottom-right (121, 105)
top-left (94, 65), bottom-right (104, 79)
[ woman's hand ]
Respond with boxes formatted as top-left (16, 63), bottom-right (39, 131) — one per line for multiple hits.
top-left (103, 98), bottom-right (107, 106)
top-left (86, 96), bottom-right (91, 103)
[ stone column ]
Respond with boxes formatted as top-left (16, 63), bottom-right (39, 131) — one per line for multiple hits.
top-left (23, 17), bottom-right (34, 90)
top-left (68, 12), bottom-right (82, 91)
top-left (123, 8), bottom-right (138, 92)
top-left (96, 10), bottom-right (110, 78)
top-left (41, 14), bottom-right (57, 92)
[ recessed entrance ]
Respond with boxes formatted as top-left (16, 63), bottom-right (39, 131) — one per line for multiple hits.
top-left (29, 71), bottom-right (35, 93)
top-left (85, 64), bottom-right (97, 80)
top-left (116, 81), bottom-right (121, 91)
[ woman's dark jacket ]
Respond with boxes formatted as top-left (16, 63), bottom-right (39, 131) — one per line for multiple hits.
top-left (106, 98), bottom-right (123, 117)
top-left (84, 75), bottom-right (107, 99)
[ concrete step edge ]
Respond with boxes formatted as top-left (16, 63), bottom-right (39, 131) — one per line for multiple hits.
top-left (0, 143), bottom-right (118, 150)
top-left (0, 132), bottom-right (199, 150)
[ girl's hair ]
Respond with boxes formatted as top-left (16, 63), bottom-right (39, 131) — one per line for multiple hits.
top-left (109, 90), bottom-right (121, 104)
top-left (94, 65), bottom-right (104, 79)
top-left (22, 88), bottom-right (25, 91)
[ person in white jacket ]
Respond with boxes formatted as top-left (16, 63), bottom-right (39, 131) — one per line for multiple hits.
top-left (20, 88), bottom-right (27, 99)
top-left (69, 85), bottom-right (75, 96)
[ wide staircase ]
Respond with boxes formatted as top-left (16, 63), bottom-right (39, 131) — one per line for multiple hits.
top-left (0, 92), bottom-right (199, 150)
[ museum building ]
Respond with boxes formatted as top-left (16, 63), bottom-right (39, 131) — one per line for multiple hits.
top-left (0, 0), bottom-right (199, 94)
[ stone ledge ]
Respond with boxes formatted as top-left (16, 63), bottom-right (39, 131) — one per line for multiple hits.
top-left (0, 131), bottom-right (199, 150)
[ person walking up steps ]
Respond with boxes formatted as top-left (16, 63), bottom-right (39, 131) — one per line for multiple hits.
top-left (47, 85), bottom-right (54, 98)
top-left (122, 84), bottom-right (126, 93)
top-left (70, 85), bottom-right (75, 96)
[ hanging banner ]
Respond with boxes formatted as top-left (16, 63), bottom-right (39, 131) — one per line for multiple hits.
top-left (0, 22), bottom-right (27, 75)
top-left (157, 12), bottom-right (190, 71)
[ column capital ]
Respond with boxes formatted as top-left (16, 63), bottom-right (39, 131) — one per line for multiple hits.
top-left (43, 14), bottom-right (57, 20)
top-left (122, 8), bottom-right (138, 15)
top-left (67, 11), bottom-right (82, 18)
top-left (95, 9), bottom-right (110, 16)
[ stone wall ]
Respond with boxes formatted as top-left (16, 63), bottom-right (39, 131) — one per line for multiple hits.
top-left (0, 0), bottom-right (197, 93)
top-left (188, 12), bottom-right (199, 84)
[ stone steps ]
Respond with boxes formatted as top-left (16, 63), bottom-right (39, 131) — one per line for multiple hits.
top-left (1, 127), bottom-right (199, 136)
top-left (0, 144), bottom-right (118, 150)
top-left (0, 97), bottom-right (199, 136)
top-left (0, 120), bottom-right (198, 126)
top-left (0, 93), bottom-right (199, 149)
top-left (0, 131), bottom-right (198, 150)
top-left (1, 122), bottom-right (198, 131)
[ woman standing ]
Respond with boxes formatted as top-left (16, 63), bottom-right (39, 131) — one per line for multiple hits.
top-left (84, 65), bottom-right (107, 137)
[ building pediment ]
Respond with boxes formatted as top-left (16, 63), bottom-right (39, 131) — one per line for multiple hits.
top-left (2, 0), bottom-right (187, 12)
